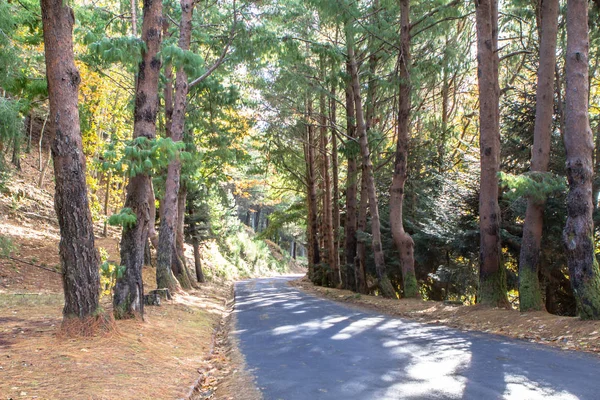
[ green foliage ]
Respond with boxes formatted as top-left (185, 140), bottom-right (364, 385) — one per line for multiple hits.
top-left (102, 137), bottom-right (189, 178)
top-left (87, 36), bottom-right (145, 70)
top-left (0, 236), bottom-right (16, 257)
top-left (159, 45), bottom-right (204, 79)
top-left (0, 97), bottom-right (23, 144)
top-left (499, 171), bottom-right (566, 203)
top-left (108, 208), bottom-right (137, 230)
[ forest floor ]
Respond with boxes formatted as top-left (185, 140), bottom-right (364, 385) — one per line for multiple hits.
top-left (0, 149), bottom-right (274, 399)
top-left (290, 277), bottom-right (600, 355)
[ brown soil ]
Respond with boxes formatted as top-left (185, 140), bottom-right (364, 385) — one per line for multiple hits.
top-left (0, 150), bottom-right (255, 400)
top-left (290, 277), bottom-right (600, 355)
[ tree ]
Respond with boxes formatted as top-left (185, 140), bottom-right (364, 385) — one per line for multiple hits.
top-left (474, 0), bottom-right (509, 307)
top-left (40, 0), bottom-right (100, 320)
top-left (518, 0), bottom-right (559, 312)
top-left (156, 0), bottom-right (195, 292)
top-left (389, 0), bottom-right (419, 298)
top-left (113, 0), bottom-right (163, 319)
top-left (345, 10), bottom-right (395, 298)
top-left (562, 0), bottom-right (600, 319)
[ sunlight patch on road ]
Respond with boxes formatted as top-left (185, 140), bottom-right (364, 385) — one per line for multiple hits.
top-left (502, 374), bottom-right (580, 400)
top-left (330, 317), bottom-right (384, 340)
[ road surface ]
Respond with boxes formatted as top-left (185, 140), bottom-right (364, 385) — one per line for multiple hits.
top-left (233, 276), bottom-right (600, 400)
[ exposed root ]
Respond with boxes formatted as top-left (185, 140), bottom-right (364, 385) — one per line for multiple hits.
top-left (58, 313), bottom-right (119, 338)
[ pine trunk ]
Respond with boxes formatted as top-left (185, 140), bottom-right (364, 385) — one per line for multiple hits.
top-left (319, 72), bottom-right (335, 286)
top-left (518, 0), bottom-right (558, 312)
top-left (193, 237), bottom-right (205, 283)
top-left (563, 0), bottom-right (600, 319)
top-left (113, 0), bottom-right (162, 319)
top-left (40, 0), bottom-right (100, 319)
top-left (390, 0), bottom-right (419, 299)
top-left (475, 0), bottom-right (509, 307)
top-left (346, 20), bottom-right (395, 298)
top-left (343, 77), bottom-right (358, 291)
top-left (156, 0), bottom-right (193, 292)
top-left (330, 84), bottom-right (341, 287)
top-left (355, 171), bottom-right (368, 294)
top-left (305, 99), bottom-right (321, 282)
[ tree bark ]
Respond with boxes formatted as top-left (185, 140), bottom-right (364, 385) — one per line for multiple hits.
top-left (113, 0), bottom-right (162, 319)
top-left (305, 98), bottom-right (321, 282)
top-left (346, 18), bottom-right (395, 298)
top-left (172, 181), bottom-right (194, 288)
top-left (390, 0), bottom-right (419, 298)
top-left (319, 63), bottom-right (335, 286)
top-left (156, 0), bottom-right (194, 292)
top-left (518, 0), bottom-right (558, 312)
top-left (193, 237), bottom-right (205, 283)
top-left (562, 0), bottom-right (600, 319)
top-left (330, 80), bottom-right (341, 287)
top-left (343, 75), bottom-right (358, 291)
top-left (355, 171), bottom-right (368, 294)
top-left (40, 0), bottom-right (100, 319)
top-left (475, 0), bottom-right (509, 307)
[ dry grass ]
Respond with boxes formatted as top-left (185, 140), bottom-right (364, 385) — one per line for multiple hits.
top-left (291, 277), bottom-right (600, 355)
top-left (0, 279), bottom-right (231, 400)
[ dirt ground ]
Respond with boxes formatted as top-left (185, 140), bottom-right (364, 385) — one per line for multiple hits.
top-left (290, 277), bottom-right (600, 355)
top-left (0, 151), bottom-right (254, 400)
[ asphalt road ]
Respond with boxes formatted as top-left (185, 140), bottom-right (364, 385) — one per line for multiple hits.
top-left (232, 276), bottom-right (600, 400)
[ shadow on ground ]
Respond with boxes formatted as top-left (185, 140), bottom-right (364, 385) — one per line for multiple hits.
top-left (233, 276), bottom-right (599, 400)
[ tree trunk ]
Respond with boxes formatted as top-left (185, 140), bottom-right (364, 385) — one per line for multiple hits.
top-left (103, 172), bottom-right (112, 237)
top-left (114, 0), bottom-right (162, 319)
top-left (330, 80), bottom-right (341, 287)
top-left (40, 0), bottom-right (100, 319)
top-left (390, 0), bottom-right (419, 299)
top-left (193, 237), bottom-right (205, 283)
top-left (518, 0), bottom-right (558, 312)
top-left (305, 99), bottom-right (321, 282)
top-left (172, 181), bottom-right (193, 289)
top-left (475, 0), bottom-right (509, 307)
top-left (156, 0), bottom-right (194, 292)
top-left (355, 171), bottom-right (368, 294)
top-left (343, 76), bottom-right (358, 291)
top-left (562, 0), bottom-right (600, 320)
top-left (319, 65), bottom-right (335, 287)
top-left (346, 18), bottom-right (395, 298)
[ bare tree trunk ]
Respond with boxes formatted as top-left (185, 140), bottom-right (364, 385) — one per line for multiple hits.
top-left (518, 0), bottom-right (558, 312)
top-left (346, 18), bottom-right (395, 298)
top-left (103, 172), bottom-right (112, 237)
top-left (305, 98), bottom-right (321, 282)
top-left (475, 0), bottom-right (509, 307)
top-left (38, 114), bottom-right (48, 171)
top-left (563, 0), bottom-right (600, 319)
top-left (355, 171), bottom-right (368, 294)
top-left (330, 77), bottom-right (341, 287)
top-left (156, 0), bottom-right (194, 292)
top-left (390, 0), bottom-right (419, 298)
top-left (172, 181), bottom-right (193, 289)
top-left (38, 146), bottom-right (51, 188)
top-left (114, 0), bottom-right (162, 319)
top-left (40, 0), bottom-right (100, 319)
top-left (319, 65), bottom-right (335, 287)
top-left (130, 0), bottom-right (137, 36)
top-left (193, 237), bottom-right (205, 283)
top-left (343, 76), bottom-right (358, 291)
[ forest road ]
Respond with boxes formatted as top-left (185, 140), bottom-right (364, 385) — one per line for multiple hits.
top-left (232, 276), bottom-right (600, 400)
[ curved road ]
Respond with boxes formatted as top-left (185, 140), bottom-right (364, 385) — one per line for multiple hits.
top-left (233, 276), bottom-right (600, 400)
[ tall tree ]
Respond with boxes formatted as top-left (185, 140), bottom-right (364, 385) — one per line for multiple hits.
top-left (113, 0), bottom-right (163, 319)
top-left (390, 0), bottom-right (419, 298)
top-left (518, 0), bottom-right (559, 312)
top-left (562, 0), bottom-right (600, 319)
top-left (475, 0), bottom-right (509, 307)
top-left (156, 0), bottom-right (194, 291)
top-left (343, 74), bottom-right (358, 290)
top-left (345, 13), bottom-right (395, 298)
top-left (40, 0), bottom-right (100, 320)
